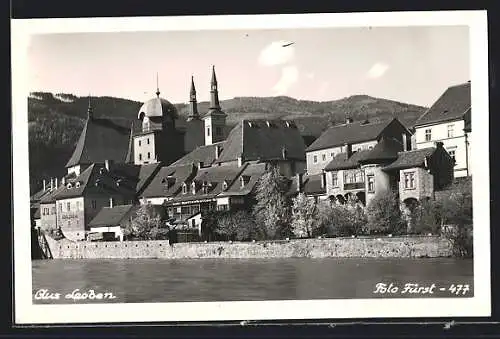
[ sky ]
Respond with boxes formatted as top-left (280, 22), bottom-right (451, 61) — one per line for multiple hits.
top-left (27, 26), bottom-right (470, 107)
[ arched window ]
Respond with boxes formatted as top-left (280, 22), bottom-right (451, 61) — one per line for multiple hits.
top-left (182, 183), bottom-right (187, 194)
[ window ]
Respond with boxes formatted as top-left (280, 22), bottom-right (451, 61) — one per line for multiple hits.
top-left (322, 154), bottom-right (326, 161)
top-left (147, 152), bottom-right (151, 159)
top-left (367, 175), bottom-right (375, 192)
top-left (51, 206), bottom-right (55, 214)
top-left (404, 172), bottom-right (416, 189)
top-left (424, 129), bottom-right (432, 141)
top-left (147, 138), bottom-right (150, 145)
top-left (368, 146), bottom-right (373, 150)
top-left (331, 152), bottom-right (334, 158)
top-left (216, 126), bottom-right (222, 136)
top-left (181, 207), bottom-right (190, 215)
top-left (191, 182), bottom-right (196, 194)
top-left (357, 148), bottom-right (361, 152)
top-left (447, 124), bottom-right (454, 138)
top-left (67, 202), bottom-right (71, 212)
top-left (448, 150), bottom-right (456, 164)
top-left (332, 173), bottom-right (338, 187)
top-left (138, 140), bottom-right (141, 147)
top-left (58, 203), bottom-right (62, 212)
top-left (139, 154), bottom-right (142, 161)
top-left (182, 183), bottom-right (187, 194)
top-left (313, 155), bottom-right (317, 163)
top-left (91, 200), bottom-right (97, 209)
top-left (76, 201), bottom-right (81, 211)
top-left (207, 127), bottom-right (210, 136)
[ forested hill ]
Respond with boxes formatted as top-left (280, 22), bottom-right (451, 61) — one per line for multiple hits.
top-left (28, 91), bottom-right (427, 193)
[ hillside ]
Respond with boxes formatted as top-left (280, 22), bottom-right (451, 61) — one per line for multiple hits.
top-left (27, 92), bottom-right (427, 193)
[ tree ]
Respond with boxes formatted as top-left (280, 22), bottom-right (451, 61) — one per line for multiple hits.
top-left (125, 204), bottom-right (163, 240)
top-left (253, 165), bottom-right (291, 240)
top-left (291, 193), bottom-right (318, 238)
top-left (217, 210), bottom-right (263, 241)
top-left (315, 196), bottom-right (367, 237)
top-left (412, 198), bottom-right (441, 235)
top-left (365, 190), bottom-right (406, 235)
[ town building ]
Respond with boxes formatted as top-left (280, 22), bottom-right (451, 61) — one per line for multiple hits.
top-left (413, 81), bottom-right (471, 177)
top-left (305, 117), bottom-right (412, 175)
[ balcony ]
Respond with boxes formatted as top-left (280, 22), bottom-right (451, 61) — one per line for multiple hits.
top-left (343, 182), bottom-right (365, 190)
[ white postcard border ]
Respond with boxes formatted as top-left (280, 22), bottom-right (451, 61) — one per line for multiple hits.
top-left (12, 10), bottom-right (490, 324)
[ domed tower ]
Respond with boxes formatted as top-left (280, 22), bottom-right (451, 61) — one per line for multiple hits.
top-left (203, 66), bottom-right (227, 145)
top-left (132, 76), bottom-right (184, 165)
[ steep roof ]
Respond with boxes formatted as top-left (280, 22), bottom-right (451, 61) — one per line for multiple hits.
top-left (65, 117), bottom-right (131, 168)
top-left (216, 119), bottom-right (306, 163)
top-left (324, 149), bottom-right (373, 171)
top-left (218, 162), bottom-right (267, 197)
top-left (171, 141), bottom-right (225, 167)
top-left (88, 204), bottom-right (137, 228)
top-left (358, 137), bottom-right (403, 163)
top-left (382, 148), bottom-right (436, 171)
top-left (140, 164), bottom-right (196, 199)
top-left (415, 82), bottom-right (471, 127)
top-left (306, 119), bottom-right (394, 152)
top-left (303, 173), bottom-right (326, 195)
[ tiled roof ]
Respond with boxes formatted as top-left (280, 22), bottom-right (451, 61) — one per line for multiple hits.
top-left (415, 82), bottom-right (471, 127)
top-left (171, 141), bottom-right (225, 167)
top-left (324, 149), bottom-right (373, 171)
top-left (302, 173), bottom-right (326, 195)
top-left (218, 162), bottom-right (268, 197)
top-left (172, 164), bottom-right (246, 203)
top-left (65, 117), bottom-right (131, 168)
top-left (31, 187), bottom-right (51, 202)
top-left (306, 119), bottom-right (395, 152)
top-left (382, 148), bottom-right (436, 171)
top-left (358, 137), bottom-right (403, 163)
top-left (140, 164), bottom-right (197, 199)
top-left (88, 204), bottom-right (137, 228)
top-left (216, 119), bottom-right (306, 163)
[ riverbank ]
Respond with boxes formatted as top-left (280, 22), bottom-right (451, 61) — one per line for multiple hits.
top-left (42, 234), bottom-right (453, 259)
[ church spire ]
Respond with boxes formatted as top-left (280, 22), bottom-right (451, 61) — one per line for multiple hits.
top-left (87, 94), bottom-right (93, 120)
top-left (209, 65), bottom-right (220, 110)
top-left (188, 75), bottom-right (199, 120)
top-left (156, 72), bottom-right (160, 97)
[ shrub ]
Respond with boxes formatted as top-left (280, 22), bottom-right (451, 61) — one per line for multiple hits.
top-left (125, 204), bottom-right (165, 240)
top-left (217, 210), bottom-right (264, 241)
top-left (411, 198), bottom-right (441, 235)
top-left (366, 190), bottom-right (406, 235)
top-left (290, 193), bottom-right (318, 238)
top-left (316, 197), bottom-right (368, 237)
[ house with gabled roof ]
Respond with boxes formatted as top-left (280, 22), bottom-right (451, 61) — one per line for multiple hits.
top-left (305, 117), bottom-right (412, 175)
top-left (414, 81), bottom-right (471, 177)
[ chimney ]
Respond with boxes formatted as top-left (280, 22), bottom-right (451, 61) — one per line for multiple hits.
top-left (50, 178), bottom-right (53, 191)
top-left (61, 177), bottom-right (66, 186)
top-left (109, 197), bottom-right (114, 208)
top-left (215, 145), bottom-right (221, 159)
top-left (55, 177), bottom-right (58, 189)
top-left (402, 133), bottom-right (408, 152)
top-left (345, 143), bottom-right (352, 158)
top-left (296, 173), bottom-right (303, 193)
top-left (105, 159), bottom-right (113, 171)
top-left (282, 147), bottom-right (288, 160)
top-left (237, 154), bottom-right (243, 167)
top-left (43, 179), bottom-right (46, 191)
top-left (320, 171), bottom-right (326, 189)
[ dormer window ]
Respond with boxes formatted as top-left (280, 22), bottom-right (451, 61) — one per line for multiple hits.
top-left (66, 183), bottom-right (73, 189)
top-left (240, 176), bottom-right (250, 188)
top-left (99, 168), bottom-right (106, 175)
top-left (182, 183), bottom-right (187, 194)
top-left (75, 182), bottom-right (81, 188)
top-left (222, 180), bottom-right (229, 191)
top-left (191, 182), bottom-right (196, 194)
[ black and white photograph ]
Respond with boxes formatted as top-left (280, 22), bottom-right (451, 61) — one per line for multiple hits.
top-left (12, 11), bottom-right (490, 324)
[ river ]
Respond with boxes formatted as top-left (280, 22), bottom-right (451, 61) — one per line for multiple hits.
top-left (32, 257), bottom-right (473, 304)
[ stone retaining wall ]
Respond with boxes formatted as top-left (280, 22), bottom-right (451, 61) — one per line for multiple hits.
top-left (43, 235), bottom-right (453, 259)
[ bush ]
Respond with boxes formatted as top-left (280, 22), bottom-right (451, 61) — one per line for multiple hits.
top-left (125, 204), bottom-right (166, 240)
top-left (366, 190), bottom-right (406, 235)
top-left (411, 198), bottom-right (441, 235)
top-left (217, 210), bottom-right (264, 241)
top-left (290, 193), bottom-right (318, 238)
top-left (316, 197), bottom-right (368, 237)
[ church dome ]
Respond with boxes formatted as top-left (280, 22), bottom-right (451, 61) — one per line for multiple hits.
top-left (138, 96), bottom-right (178, 120)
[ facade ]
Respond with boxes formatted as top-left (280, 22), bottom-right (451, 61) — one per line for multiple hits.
top-left (305, 117), bottom-right (412, 175)
top-left (88, 204), bottom-right (140, 241)
top-left (414, 81), bottom-right (471, 177)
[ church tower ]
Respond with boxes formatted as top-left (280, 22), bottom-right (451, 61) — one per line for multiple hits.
top-left (203, 65), bottom-right (227, 145)
top-left (184, 75), bottom-right (205, 152)
top-left (187, 75), bottom-right (199, 121)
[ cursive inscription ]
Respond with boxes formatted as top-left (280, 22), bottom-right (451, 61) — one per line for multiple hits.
top-left (34, 288), bottom-right (117, 301)
top-left (373, 282), bottom-right (470, 296)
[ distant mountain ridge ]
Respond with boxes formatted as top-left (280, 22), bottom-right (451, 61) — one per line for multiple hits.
top-left (27, 91), bottom-right (427, 193)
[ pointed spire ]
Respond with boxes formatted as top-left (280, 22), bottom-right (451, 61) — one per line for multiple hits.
top-left (210, 65), bottom-right (220, 110)
top-left (188, 75), bottom-right (199, 120)
top-left (156, 72), bottom-right (160, 97)
top-left (87, 94), bottom-right (93, 120)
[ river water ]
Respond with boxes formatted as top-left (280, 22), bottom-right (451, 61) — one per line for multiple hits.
top-left (32, 258), bottom-right (473, 304)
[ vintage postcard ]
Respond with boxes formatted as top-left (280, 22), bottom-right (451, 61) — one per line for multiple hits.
top-left (12, 10), bottom-right (490, 324)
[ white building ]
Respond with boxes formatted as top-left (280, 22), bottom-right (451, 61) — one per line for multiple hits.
top-left (413, 81), bottom-right (471, 177)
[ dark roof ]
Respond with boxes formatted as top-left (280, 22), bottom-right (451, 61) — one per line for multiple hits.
top-left (415, 82), bottom-right (471, 127)
top-left (171, 141), bottom-right (225, 167)
top-left (172, 165), bottom-right (245, 203)
top-left (358, 137), bottom-right (403, 163)
top-left (306, 119), bottom-right (394, 152)
top-left (140, 164), bottom-right (196, 199)
top-left (324, 149), bottom-right (373, 171)
top-left (382, 148), bottom-right (436, 171)
top-left (31, 187), bottom-right (51, 202)
top-left (33, 207), bottom-right (41, 219)
top-left (217, 162), bottom-right (267, 197)
top-left (88, 204), bottom-right (137, 228)
top-left (65, 117), bottom-right (131, 168)
top-left (216, 119), bottom-right (306, 163)
top-left (39, 186), bottom-right (66, 204)
top-left (302, 174), bottom-right (326, 195)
